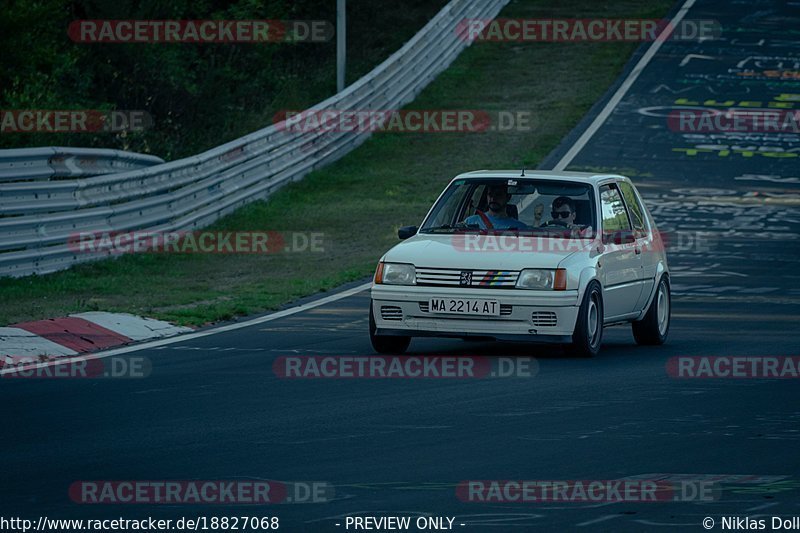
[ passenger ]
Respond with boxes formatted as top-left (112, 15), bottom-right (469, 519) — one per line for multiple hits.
top-left (542, 196), bottom-right (593, 237)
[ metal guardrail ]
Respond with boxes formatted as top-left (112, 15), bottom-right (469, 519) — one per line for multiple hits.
top-left (0, 0), bottom-right (508, 277)
top-left (0, 147), bottom-right (163, 183)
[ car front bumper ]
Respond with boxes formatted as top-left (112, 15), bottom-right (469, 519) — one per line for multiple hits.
top-left (371, 285), bottom-right (580, 342)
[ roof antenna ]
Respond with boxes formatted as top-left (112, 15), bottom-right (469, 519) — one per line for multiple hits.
top-left (521, 166), bottom-right (526, 177)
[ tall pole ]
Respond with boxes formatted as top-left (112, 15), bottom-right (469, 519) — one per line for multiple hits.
top-left (337, 0), bottom-right (346, 93)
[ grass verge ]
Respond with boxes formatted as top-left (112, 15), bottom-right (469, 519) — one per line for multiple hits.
top-left (0, 0), bottom-right (673, 326)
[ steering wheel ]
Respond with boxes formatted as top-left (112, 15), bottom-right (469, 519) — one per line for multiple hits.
top-left (541, 219), bottom-right (569, 228)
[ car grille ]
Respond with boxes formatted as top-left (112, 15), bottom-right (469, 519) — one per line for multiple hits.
top-left (380, 306), bottom-right (403, 321)
top-left (531, 311), bottom-right (557, 327)
top-left (419, 302), bottom-right (512, 315)
top-left (415, 267), bottom-right (519, 288)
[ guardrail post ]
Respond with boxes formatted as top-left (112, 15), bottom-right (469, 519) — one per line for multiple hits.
top-left (337, 0), bottom-right (347, 93)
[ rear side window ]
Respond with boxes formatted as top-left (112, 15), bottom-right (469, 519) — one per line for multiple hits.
top-left (618, 181), bottom-right (647, 237)
top-left (599, 184), bottom-right (631, 242)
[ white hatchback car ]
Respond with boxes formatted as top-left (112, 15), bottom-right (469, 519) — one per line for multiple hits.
top-left (369, 170), bottom-right (670, 357)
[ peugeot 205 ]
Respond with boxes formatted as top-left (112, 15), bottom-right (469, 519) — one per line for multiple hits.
top-left (369, 170), bottom-right (670, 357)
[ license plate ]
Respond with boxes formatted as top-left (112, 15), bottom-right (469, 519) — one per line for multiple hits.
top-left (428, 298), bottom-right (500, 316)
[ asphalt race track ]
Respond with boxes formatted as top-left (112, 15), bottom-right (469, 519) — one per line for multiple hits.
top-left (3, 0), bottom-right (800, 531)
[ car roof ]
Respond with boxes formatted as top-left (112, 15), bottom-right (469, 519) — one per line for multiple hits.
top-left (453, 170), bottom-right (628, 185)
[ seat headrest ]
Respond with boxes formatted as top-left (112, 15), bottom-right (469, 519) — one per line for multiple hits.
top-left (506, 203), bottom-right (519, 220)
top-left (572, 199), bottom-right (592, 227)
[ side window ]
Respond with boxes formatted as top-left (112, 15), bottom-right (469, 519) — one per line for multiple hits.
top-left (599, 184), bottom-right (631, 243)
top-left (618, 181), bottom-right (646, 238)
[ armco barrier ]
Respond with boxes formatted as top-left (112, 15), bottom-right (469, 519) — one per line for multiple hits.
top-left (0, 0), bottom-right (508, 277)
top-left (0, 148), bottom-right (165, 216)
top-left (0, 147), bottom-right (163, 183)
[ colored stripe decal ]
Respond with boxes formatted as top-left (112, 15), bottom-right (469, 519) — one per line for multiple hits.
top-left (479, 270), bottom-right (510, 286)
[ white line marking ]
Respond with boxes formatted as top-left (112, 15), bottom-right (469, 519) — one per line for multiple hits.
top-left (0, 282), bottom-right (372, 375)
top-left (552, 0), bottom-right (697, 171)
top-left (577, 515), bottom-right (621, 527)
top-left (745, 502), bottom-right (779, 512)
top-left (679, 53), bottom-right (716, 67)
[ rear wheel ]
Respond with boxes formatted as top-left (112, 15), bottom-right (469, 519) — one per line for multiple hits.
top-left (369, 302), bottom-right (410, 354)
top-left (565, 281), bottom-right (603, 357)
top-left (632, 276), bottom-right (670, 345)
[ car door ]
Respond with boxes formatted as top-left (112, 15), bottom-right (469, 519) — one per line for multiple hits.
top-left (599, 183), bottom-right (643, 319)
top-left (617, 180), bottom-right (656, 311)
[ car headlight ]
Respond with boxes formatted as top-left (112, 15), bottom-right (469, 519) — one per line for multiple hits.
top-left (516, 268), bottom-right (567, 290)
top-left (375, 262), bottom-right (416, 285)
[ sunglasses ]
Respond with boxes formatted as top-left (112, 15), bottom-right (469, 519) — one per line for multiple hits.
top-left (551, 210), bottom-right (572, 219)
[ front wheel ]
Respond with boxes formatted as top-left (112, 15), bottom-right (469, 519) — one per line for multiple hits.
top-left (632, 276), bottom-right (670, 345)
top-left (565, 281), bottom-right (603, 357)
top-left (369, 303), bottom-right (410, 354)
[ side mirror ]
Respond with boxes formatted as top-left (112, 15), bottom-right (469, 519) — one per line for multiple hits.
top-left (612, 230), bottom-right (635, 245)
top-left (398, 226), bottom-right (418, 240)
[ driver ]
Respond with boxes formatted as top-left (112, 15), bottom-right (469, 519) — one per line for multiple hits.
top-left (542, 196), bottom-right (592, 237)
top-left (463, 184), bottom-right (528, 230)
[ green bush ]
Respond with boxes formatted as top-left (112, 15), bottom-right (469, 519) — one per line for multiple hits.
top-left (0, 0), bottom-right (446, 159)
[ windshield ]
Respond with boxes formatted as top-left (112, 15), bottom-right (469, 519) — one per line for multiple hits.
top-left (420, 178), bottom-right (596, 238)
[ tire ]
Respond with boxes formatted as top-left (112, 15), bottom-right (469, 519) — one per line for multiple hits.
top-left (632, 276), bottom-right (670, 345)
top-left (369, 303), bottom-right (410, 354)
top-left (566, 281), bottom-right (603, 357)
